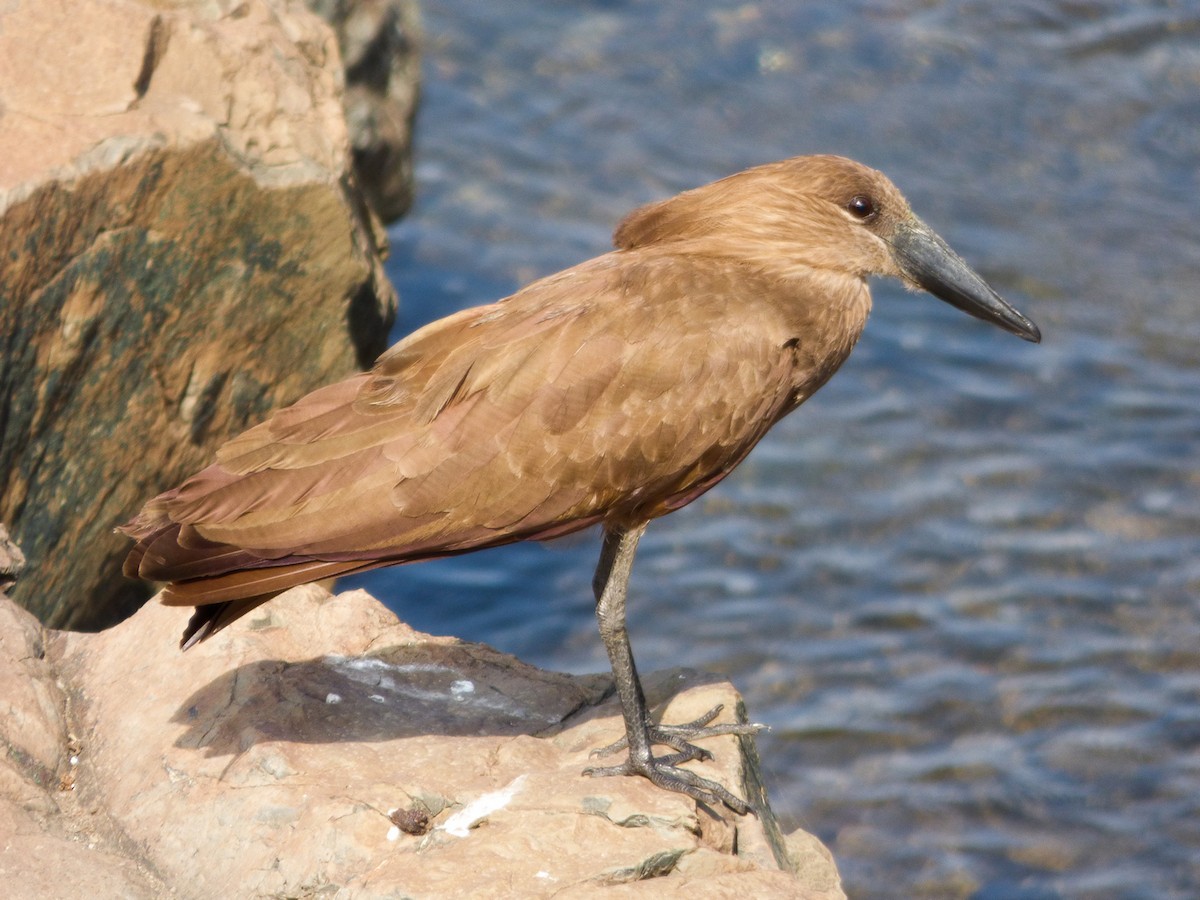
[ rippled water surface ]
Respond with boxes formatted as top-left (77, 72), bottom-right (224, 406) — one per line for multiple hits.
top-left (344, 2), bottom-right (1200, 895)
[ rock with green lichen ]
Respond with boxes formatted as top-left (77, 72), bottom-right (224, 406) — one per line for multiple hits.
top-left (0, 0), bottom-right (403, 630)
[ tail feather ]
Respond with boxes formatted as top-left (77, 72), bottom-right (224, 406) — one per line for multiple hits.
top-left (122, 540), bottom-right (148, 579)
top-left (174, 553), bottom-right (401, 648)
top-left (138, 525), bottom-right (267, 582)
top-left (181, 596), bottom-right (277, 649)
top-left (123, 521), bottom-right (395, 648)
top-left (160, 558), bottom-right (372, 607)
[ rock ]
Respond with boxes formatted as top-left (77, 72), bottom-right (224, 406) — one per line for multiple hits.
top-left (0, 593), bottom-right (169, 898)
top-left (305, 0), bottom-right (422, 222)
top-left (0, 526), bottom-right (23, 592)
top-left (0, 0), bottom-right (399, 630)
top-left (0, 585), bottom-right (845, 898)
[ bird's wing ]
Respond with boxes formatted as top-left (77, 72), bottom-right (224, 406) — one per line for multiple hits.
top-left (133, 252), bottom-right (801, 576)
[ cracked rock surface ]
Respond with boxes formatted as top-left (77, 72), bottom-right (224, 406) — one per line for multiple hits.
top-left (1, 585), bottom-right (845, 898)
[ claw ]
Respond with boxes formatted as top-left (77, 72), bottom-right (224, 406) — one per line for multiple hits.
top-left (583, 755), bottom-right (754, 816)
top-left (590, 704), bottom-right (766, 759)
top-left (583, 703), bottom-right (766, 815)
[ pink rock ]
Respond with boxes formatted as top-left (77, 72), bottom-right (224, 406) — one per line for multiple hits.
top-left (0, 585), bottom-right (845, 897)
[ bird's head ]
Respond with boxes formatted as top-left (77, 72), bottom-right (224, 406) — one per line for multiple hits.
top-left (614, 154), bottom-right (1040, 343)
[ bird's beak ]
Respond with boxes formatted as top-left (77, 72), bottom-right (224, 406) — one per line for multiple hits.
top-left (889, 220), bottom-right (1041, 343)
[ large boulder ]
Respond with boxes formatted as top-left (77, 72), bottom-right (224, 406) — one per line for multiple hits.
top-left (0, 0), bottom-right (404, 629)
top-left (306, 0), bottom-right (422, 222)
top-left (0, 584), bottom-right (845, 898)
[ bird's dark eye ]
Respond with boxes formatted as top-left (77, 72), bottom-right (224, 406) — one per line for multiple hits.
top-left (847, 195), bottom-right (878, 220)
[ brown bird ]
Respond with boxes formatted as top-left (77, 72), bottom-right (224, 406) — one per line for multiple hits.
top-left (121, 155), bottom-right (1039, 813)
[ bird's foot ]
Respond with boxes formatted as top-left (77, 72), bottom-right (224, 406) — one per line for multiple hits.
top-left (582, 704), bottom-right (768, 815)
top-left (583, 749), bottom-right (755, 815)
top-left (588, 703), bottom-right (768, 764)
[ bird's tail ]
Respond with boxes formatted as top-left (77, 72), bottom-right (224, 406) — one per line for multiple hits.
top-left (121, 520), bottom-right (387, 648)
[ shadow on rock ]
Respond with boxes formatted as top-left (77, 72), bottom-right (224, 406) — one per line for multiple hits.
top-left (172, 639), bottom-right (612, 755)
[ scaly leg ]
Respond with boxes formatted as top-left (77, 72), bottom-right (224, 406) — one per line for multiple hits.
top-left (582, 523), bottom-right (763, 814)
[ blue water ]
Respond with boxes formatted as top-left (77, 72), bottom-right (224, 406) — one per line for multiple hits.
top-left (343, 2), bottom-right (1200, 895)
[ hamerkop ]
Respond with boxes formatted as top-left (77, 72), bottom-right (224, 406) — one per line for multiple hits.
top-left (122, 155), bottom-right (1040, 813)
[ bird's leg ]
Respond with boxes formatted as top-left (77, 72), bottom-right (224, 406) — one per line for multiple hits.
top-left (582, 523), bottom-right (759, 815)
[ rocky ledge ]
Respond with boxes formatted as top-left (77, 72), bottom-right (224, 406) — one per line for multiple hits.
top-left (0, 0), bottom-right (412, 630)
top-left (0, 583), bottom-right (844, 898)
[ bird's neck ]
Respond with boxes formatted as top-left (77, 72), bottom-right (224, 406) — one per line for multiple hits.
top-left (775, 269), bottom-right (873, 413)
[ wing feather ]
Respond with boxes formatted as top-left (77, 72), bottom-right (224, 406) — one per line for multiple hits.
top-left (122, 250), bottom-right (817, 645)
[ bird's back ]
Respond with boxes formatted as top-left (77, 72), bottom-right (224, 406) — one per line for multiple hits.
top-left (125, 249), bottom-right (867, 591)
